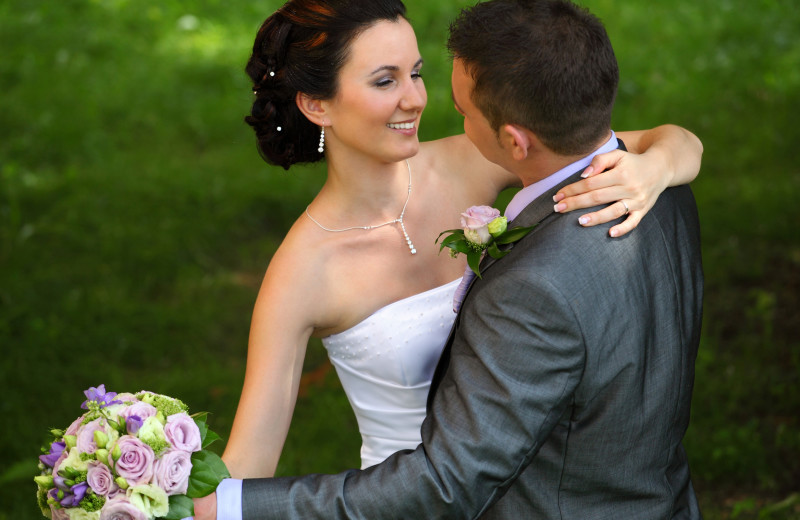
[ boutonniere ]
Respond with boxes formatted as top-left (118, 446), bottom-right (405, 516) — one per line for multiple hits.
top-left (436, 205), bottom-right (536, 278)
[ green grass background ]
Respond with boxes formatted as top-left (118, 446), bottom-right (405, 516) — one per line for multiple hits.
top-left (1, 0), bottom-right (798, 518)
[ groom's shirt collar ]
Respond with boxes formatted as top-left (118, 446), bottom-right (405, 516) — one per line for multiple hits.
top-left (504, 131), bottom-right (618, 222)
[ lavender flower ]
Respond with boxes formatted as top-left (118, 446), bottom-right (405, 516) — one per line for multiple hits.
top-left (39, 441), bottom-right (66, 468)
top-left (81, 384), bottom-right (122, 409)
top-left (125, 415), bottom-right (144, 435)
top-left (51, 481), bottom-right (89, 508)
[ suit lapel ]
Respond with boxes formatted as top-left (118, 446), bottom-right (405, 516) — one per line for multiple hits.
top-left (477, 167), bottom-right (586, 275)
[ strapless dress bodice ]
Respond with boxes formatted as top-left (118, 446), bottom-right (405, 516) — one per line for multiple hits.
top-left (322, 278), bottom-right (460, 468)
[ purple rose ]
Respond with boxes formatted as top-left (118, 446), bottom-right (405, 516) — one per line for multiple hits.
top-left (164, 413), bottom-right (201, 453)
top-left (48, 500), bottom-right (70, 520)
top-left (113, 436), bottom-right (154, 487)
top-left (65, 415), bottom-right (85, 436)
top-left (153, 449), bottom-right (192, 496)
top-left (461, 205), bottom-right (501, 245)
top-left (99, 497), bottom-right (149, 520)
top-left (51, 451), bottom-right (68, 477)
top-left (76, 418), bottom-right (109, 454)
top-left (118, 402), bottom-right (157, 424)
top-left (87, 460), bottom-right (117, 496)
top-left (115, 392), bottom-right (139, 403)
top-left (39, 441), bottom-right (66, 468)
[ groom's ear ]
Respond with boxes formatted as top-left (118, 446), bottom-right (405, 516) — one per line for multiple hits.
top-left (500, 124), bottom-right (534, 161)
top-left (296, 92), bottom-right (328, 127)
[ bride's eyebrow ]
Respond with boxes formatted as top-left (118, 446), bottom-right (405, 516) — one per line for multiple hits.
top-left (368, 58), bottom-right (424, 76)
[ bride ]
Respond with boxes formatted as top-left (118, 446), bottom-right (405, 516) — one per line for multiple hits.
top-left (222, 0), bottom-right (703, 476)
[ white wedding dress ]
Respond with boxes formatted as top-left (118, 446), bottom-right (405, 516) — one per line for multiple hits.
top-left (321, 278), bottom-right (461, 468)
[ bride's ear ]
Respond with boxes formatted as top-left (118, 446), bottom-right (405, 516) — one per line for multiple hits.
top-left (296, 92), bottom-right (328, 127)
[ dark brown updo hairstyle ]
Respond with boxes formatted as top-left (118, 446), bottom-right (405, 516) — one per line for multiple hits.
top-left (245, 0), bottom-right (408, 170)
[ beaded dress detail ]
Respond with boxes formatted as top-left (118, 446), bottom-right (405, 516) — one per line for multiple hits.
top-left (322, 278), bottom-right (461, 468)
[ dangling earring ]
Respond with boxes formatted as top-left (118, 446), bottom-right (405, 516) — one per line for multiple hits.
top-left (318, 126), bottom-right (325, 154)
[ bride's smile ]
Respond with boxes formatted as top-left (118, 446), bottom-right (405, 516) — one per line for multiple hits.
top-left (315, 18), bottom-right (427, 164)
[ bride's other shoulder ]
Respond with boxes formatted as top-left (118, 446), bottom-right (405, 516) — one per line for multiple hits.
top-left (419, 134), bottom-right (518, 202)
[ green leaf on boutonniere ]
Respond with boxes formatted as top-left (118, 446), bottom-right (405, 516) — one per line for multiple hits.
top-left (486, 242), bottom-right (510, 259)
top-left (436, 210), bottom-right (537, 278)
top-left (436, 229), bottom-right (465, 251)
top-left (467, 250), bottom-right (482, 277)
top-left (494, 225), bottom-right (537, 245)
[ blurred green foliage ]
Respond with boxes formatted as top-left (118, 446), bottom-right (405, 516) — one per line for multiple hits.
top-left (1, 0), bottom-right (798, 518)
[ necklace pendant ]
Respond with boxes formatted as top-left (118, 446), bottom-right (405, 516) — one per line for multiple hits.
top-left (400, 221), bottom-right (417, 255)
top-left (305, 160), bottom-right (417, 255)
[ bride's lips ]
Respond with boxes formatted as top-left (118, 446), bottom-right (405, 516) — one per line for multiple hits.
top-left (386, 119), bottom-right (418, 136)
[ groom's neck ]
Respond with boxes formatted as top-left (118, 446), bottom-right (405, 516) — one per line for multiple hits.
top-left (516, 131), bottom-right (612, 187)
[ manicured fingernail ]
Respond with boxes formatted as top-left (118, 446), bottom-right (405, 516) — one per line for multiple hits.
top-left (610, 228), bottom-right (619, 237)
top-left (553, 193), bottom-right (565, 202)
top-left (554, 203), bottom-right (566, 212)
top-left (579, 216), bottom-right (590, 225)
top-left (581, 166), bottom-right (594, 178)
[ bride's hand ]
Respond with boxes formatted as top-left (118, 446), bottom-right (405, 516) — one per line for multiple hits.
top-left (551, 149), bottom-right (670, 238)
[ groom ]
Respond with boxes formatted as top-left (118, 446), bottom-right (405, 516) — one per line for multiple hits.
top-left (205, 0), bottom-right (703, 517)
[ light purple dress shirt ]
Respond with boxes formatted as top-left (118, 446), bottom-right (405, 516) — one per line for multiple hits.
top-left (504, 130), bottom-right (618, 221)
top-left (216, 131), bottom-right (619, 520)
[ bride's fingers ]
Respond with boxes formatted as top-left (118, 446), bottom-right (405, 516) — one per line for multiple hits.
top-left (574, 203), bottom-right (644, 238)
top-left (608, 215), bottom-right (642, 238)
top-left (584, 149), bottom-right (627, 178)
top-left (553, 185), bottom-right (631, 214)
top-left (554, 162), bottom-right (636, 204)
top-left (574, 200), bottom-right (629, 227)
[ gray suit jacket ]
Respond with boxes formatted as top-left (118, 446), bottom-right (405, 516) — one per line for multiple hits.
top-left (241, 163), bottom-right (704, 519)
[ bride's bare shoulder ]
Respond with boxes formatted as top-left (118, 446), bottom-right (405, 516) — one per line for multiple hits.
top-left (255, 214), bottom-right (344, 329)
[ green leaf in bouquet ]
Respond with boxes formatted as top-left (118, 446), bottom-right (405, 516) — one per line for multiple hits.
top-left (161, 494), bottom-right (194, 519)
top-left (186, 449), bottom-right (231, 499)
top-left (202, 429), bottom-right (222, 449)
top-left (191, 412), bottom-right (221, 449)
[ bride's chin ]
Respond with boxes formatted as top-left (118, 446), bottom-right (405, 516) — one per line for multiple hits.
top-left (393, 141), bottom-right (421, 162)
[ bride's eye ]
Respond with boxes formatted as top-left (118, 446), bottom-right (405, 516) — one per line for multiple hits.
top-left (374, 77), bottom-right (395, 88)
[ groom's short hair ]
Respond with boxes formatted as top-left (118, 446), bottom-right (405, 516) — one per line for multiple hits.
top-left (447, 0), bottom-right (618, 156)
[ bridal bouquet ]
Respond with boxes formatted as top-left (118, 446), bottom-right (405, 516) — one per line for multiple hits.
top-left (34, 384), bottom-right (229, 520)
top-left (436, 205), bottom-right (535, 277)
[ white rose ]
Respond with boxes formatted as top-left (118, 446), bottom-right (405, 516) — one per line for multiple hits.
top-left (127, 484), bottom-right (170, 518)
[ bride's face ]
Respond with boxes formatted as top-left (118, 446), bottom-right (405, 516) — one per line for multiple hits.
top-left (321, 18), bottom-right (427, 163)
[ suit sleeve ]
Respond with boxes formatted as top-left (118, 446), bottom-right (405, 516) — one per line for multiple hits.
top-left (239, 268), bottom-right (585, 519)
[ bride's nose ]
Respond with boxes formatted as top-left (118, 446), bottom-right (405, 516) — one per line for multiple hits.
top-left (398, 81), bottom-right (426, 112)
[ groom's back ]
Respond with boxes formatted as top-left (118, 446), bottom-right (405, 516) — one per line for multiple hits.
top-left (484, 184), bottom-right (703, 519)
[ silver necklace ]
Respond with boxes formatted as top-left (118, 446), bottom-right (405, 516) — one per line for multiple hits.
top-left (305, 160), bottom-right (417, 255)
